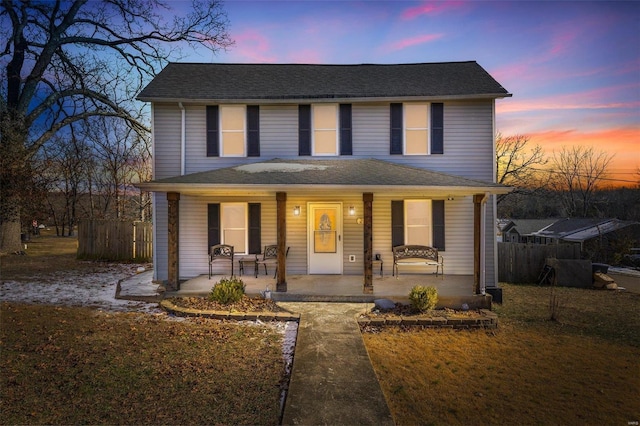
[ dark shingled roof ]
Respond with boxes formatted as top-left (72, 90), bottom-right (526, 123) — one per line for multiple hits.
top-left (140, 158), bottom-right (509, 192)
top-left (137, 62), bottom-right (511, 101)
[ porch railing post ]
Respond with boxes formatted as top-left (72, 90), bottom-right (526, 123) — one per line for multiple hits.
top-left (363, 193), bottom-right (374, 294)
top-left (276, 192), bottom-right (287, 292)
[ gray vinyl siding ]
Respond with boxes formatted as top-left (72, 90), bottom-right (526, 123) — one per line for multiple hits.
top-left (352, 104), bottom-right (389, 157)
top-left (350, 100), bottom-right (494, 181)
top-left (172, 192), bottom-right (477, 279)
top-left (371, 195), bottom-right (473, 275)
top-left (179, 195), bottom-right (277, 278)
top-left (153, 103), bottom-right (182, 179)
top-left (152, 99), bottom-right (497, 285)
top-left (161, 100), bottom-right (494, 181)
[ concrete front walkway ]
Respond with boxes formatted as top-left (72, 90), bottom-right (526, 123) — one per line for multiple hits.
top-left (279, 302), bottom-right (394, 426)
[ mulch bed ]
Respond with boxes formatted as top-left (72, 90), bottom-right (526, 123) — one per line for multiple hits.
top-left (165, 296), bottom-right (284, 313)
top-left (362, 303), bottom-right (485, 319)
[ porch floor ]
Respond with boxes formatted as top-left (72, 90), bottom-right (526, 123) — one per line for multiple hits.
top-left (170, 273), bottom-right (490, 308)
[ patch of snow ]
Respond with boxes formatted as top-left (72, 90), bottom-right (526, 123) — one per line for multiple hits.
top-left (235, 163), bottom-right (329, 173)
top-left (0, 263), bottom-right (161, 314)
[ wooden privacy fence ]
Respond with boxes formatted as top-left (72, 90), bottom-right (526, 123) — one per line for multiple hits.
top-left (78, 220), bottom-right (152, 262)
top-left (498, 242), bottom-right (581, 284)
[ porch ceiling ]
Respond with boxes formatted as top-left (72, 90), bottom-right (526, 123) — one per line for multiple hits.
top-left (139, 158), bottom-right (511, 197)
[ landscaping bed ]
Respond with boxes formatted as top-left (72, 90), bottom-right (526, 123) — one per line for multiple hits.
top-left (359, 303), bottom-right (498, 329)
top-left (160, 296), bottom-right (300, 321)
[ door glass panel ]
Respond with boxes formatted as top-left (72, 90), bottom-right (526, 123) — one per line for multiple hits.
top-left (313, 208), bottom-right (337, 253)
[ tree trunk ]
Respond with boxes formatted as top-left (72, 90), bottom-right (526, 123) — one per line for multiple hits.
top-left (0, 117), bottom-right (30, 253)
top-left (0, 216), bottom-right (23, 253)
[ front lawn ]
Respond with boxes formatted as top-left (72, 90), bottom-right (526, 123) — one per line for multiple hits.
top-left (0, 303), bottom-right (285, 425)
top-left (363, 283), bottom-right (640, 425)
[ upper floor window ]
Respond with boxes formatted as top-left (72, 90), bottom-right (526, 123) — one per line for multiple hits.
top-left (207, 105), bottom-right (260, 157)
top-left (390, 102), bottom-right (444, 155)
top-left (220, 105), bottom-right (246, 157)
top-left (299, 104), bottom-right (352, 156)
top-left (404, 104), bottom-right (429, 155)
top-left (313, 104), bottom-right (338, 155)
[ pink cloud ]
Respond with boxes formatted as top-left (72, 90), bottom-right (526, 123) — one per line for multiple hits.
top-left (401, 1), bottom-right (466, 20)
top-left (383, 33), bottom-right (444, 53)
top-left (230, 29), bottom-right (277, 62)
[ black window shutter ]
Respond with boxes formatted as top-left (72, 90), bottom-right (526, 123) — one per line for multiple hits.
top-left (207, 203), bottom-right (220, 250)
top-left (298, 105), bottom-right (311, 156)
top-left (247, 105), bottom-right (260, 157)
top-left (206, 106), bottom-right (219, 157)
top-left (391, 200), bottom-right (404, 248)
top-left (390, 103), bottom-right (403, 155)
top-left (248, 203), bottom-right (261, 254)
top-left (431, 103), bottom-right (444, 154)
top-left (432, 200), bottom-right (445, 251)
top-left (339, 103), bottom-right (352, 155)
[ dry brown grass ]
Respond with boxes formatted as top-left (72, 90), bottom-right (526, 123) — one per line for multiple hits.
top-left (0, 231), bottom-right (286, 425)
top-left (0, 302), bottom-right (285, 425)
top-left (363, 284), bottom-right (640, 425)
top-left (0, 229), bottom-right (90, 280)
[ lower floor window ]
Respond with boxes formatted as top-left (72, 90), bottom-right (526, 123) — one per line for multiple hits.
top-left (405, 199), bottom-right (433, 246)
top-left (221, 203), bottom-right (247, 254)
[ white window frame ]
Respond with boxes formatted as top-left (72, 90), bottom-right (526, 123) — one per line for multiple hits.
top-left (220, 105), bottom-right (246, 157)
top-left (220, 203), bottom-right (248, 254)
top-left (403, 103), bottom-right (430, 156)
top-left (404, 199), bottom-right (433, 246)
top-left (312, 103), bottom-right (338, 156)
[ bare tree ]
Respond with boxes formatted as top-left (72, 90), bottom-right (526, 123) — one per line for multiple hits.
top-left (0, 0), bottom-right (232, 252)
top-left (549, 146), bottom-right (614, 217)
top-left (495, 133), bottom-right (548, 204)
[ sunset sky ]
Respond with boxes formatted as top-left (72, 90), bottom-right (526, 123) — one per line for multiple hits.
top-left (180, 0), bottom-right (639, 187)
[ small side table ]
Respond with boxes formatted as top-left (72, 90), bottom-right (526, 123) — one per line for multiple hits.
top-left (238, 255), bottom-right (258, 277)
top-left (372, 259), bottom-right (383, 277)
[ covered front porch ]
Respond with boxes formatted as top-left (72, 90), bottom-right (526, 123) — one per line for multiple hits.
top-left (169, 273), bottom-right (492, 309)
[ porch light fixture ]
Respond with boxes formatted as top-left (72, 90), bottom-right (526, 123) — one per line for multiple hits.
top-left (293, 205), bottom-right (301, 216)
top-left (349, 206), bottom-right (356, 216)
top-left (447, 195), bottom-right (455, 201)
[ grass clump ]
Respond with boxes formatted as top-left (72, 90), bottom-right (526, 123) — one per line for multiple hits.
top-left (208, 277), bottom-right (246, 304)
top-left (408, 285), bottom-right (438, 312)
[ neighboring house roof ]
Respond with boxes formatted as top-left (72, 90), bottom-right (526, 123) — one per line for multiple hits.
top-left (502, 219), bottom-right (558, 236)
top-left (539, 218), bottom-right (639, 243)
top-left (138, 158), bottom-right (511, 195)
top-left (137, 62), bottom-right (511, 102)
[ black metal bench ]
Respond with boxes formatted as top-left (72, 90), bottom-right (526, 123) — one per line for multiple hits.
top-left (209, 244), bottom-right (234, 279)
top-left (392, 245), bottom-right (444, 278)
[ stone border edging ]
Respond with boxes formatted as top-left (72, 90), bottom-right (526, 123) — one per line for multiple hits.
top-left (358, 309), bottom-right (498, 329)
top-left (159, 299), bottom-right (300, 322)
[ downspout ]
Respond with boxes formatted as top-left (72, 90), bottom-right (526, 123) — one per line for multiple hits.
top-left (178, 102), bottom-right (186, 176)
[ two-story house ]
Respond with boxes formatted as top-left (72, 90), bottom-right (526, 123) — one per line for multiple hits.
top-left (137, 62), bottom-right (511, 298)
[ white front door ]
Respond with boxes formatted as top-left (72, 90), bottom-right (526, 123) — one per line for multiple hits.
top-left (308, 202), bottom-right (343, 274)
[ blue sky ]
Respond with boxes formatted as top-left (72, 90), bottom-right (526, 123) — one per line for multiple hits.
top-left (177, 0), bottom-right (639, 185)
